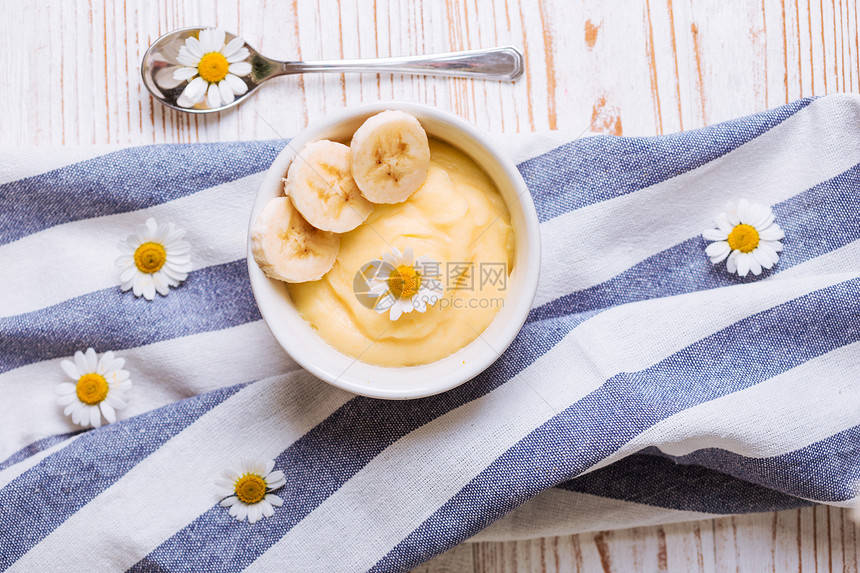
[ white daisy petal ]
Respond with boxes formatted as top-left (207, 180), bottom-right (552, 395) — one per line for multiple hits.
top-left (705, 241), bottom-right (730, 258)
top-left (715, 213), bottom-right (732, 235)
top-left (181, 76), bottom-right (208, 104)
top-left (221, 37), bottom-right (245, 58)
top-left (70, 403), bottom-right (84, 424)
top-left (165, 241), bottom-right (192, 255)
top-left (61, 360), bottom-right (80, 380)
top-left (226, 47), bottom-right (250, 63)
top-left (752, 248), bottom-right (774, 269)
top-left (131, 276), bottom-right (144, 297)
top-left (702, 228), bottom-right (728, 241)
top-left (220, 496), bottom-right (239, 508)
top-left (248, 503), bottom-right (263, 524)
top-left (266, 473), bottom-right (287, 490)
top-left (736, 252), bottom-right (751, 277)
top-left (749, 205), bottom-right (771, 228)
top-left (152, 272), bottom-right (170, 297)
top-left (197, 29), bottom-right (215, 53)
top-left (228, 501), bottom-right (243, 519)
top-left (726, 250), bottom-right (739, 274)
top-left (105, 357), bottom-right (126, 373)
top-left (55, 382), bottom-right (76, 396)
top-left (218, 80), bottom-right (235, 105)
top-left (172, 66), bottom-right (199, 81)
top-left (758, 226), bottom-right (785, 241)
top-left (119, 265), bottom-right (137, 284)
top-left (206, 83), bottom-right (221, 108)
top-left (224, 73), bottom-right (248, 96)
top-left (112, 381), bottom-right (132, 395)
top-left (100, 401), bottom-right (117, 424)
top-left (73, 350), bottom-right (88, 375)
top-left (141, 275), bottom-right (156, 301)
top-left (748, 255), bottom-right (762, 276)
top-left (84, 348), bottom-right (98, 372)
top-left (764, 240), bottom-right (784, 253)
top-left (165, 226), bottom-right (188, 243)
top-left (89, 406), bottom-right (102, 428)
top-left (266, 494), bottom-right (284, 507)
top-left (57, 393), bottom-right (77, 406)
top-left (398, 299), bottom-right (415, 315)
top-left (155, 65), bottom-right (187, 90)
top-left (737, 198), bottom-right (750, 223)
top-left (176, 51), bottom-right (200, 67)
top-left (264, 460), bottom-right (276, 476)
top-left (211, 29), bottom-right (226, 52)
top-left (260, 500), bottom-right (275, 518)
top-left (145, 218), bottom-right (158, 235)
top-left (727, 206), bottom-right (741, 227)
top-left (709, 249), bottom-right (730, 264)
top-left (389, 304), bottom-right (402, 321)
top-left (185, 36), bottom-right (204, 59)
top-left (96, 351), bottom-right (114, 375)
top-left (236, 502), bottom-right (250, 522)
top-left (215, 487), bottom-right (235, 499)
top-left (176, 93), bottom-right (196, 109)
top-left (228, 61), bottom-right (252, 77)
top-left (756, 242), bottom-right (780, 266)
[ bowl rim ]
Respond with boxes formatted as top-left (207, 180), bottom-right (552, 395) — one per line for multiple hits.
top-left (247, 101), bottom-right (540, 399)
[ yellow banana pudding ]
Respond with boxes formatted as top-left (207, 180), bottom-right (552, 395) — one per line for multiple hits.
top-left (251, 110), bottom-right (514, 367)
top-left (285, 139), bottom-right (514, 367)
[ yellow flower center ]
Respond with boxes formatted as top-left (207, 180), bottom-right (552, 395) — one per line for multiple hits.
top-left (197, 52), bottom-right (229, 83)
top-left (388, 265), bottom-right (421, 299)
top-left (234, 474), bottom-right (267, 504)
top-left (727, 224), bottom-right (760, 253)
top-left (76, 373), bottom-right (109, 405)
top-left (134, 242), bottom-right (167, 273)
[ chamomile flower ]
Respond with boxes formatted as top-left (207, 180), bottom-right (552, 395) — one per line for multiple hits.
top-left (702, 199), bottom-right (785, 277)
top-left (367, 247), bottom-right (444, 321)
top-left (216, 459), bottom-right (286, 524)
top-left (55, 348), bottom-right (131, 429)
top-left (172, 28), bottom-right (252, 108)
top-left (116, 218), bottom-right (192, 300)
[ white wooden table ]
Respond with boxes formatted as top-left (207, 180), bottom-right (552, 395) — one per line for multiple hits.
top-left (2, 1), bottom-right (858, 571)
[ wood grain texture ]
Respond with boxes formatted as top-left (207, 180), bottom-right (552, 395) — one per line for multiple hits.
top-left (1, 1), bottom-right (858, 571)
top-left (9, 0), bottom-right (860, 146)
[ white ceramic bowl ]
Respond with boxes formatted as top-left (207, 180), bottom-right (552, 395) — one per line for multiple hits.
top-left (247, 102), bottom-right (540, 399)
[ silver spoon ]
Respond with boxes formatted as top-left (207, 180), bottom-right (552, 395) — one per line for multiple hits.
top-left (141, 27), bottom-right (524, 114)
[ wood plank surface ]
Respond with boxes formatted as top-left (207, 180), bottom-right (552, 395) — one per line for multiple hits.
top-left (1, 1), bottom-right (857, 571)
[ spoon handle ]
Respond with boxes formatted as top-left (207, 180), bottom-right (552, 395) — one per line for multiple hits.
top-left (280, 46), bottom-right (524, 82)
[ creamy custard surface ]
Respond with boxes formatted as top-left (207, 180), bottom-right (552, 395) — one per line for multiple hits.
top-left (286, 139), bottom-right (514, 367)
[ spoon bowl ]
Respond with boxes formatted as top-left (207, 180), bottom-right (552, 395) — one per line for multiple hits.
top-left (141, 27), bottom-right (524, 114)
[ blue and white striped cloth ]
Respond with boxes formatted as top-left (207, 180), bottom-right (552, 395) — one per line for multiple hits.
top-left (1, 95), bottom-right (858, 572)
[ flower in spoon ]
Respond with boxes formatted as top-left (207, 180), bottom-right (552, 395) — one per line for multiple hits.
top-left (159, 28), bottom-right (252, 109)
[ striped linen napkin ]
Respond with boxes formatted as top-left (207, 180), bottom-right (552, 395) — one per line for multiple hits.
top-left (1, 94), bottom-right (858, 572)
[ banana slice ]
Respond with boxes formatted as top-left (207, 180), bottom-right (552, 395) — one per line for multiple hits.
top-left (251, 197), bottom-right (340, 283)
top-left (285, 140), bottom-right (374, 233)
top-left (350, 110), bottom-right (431, 204)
